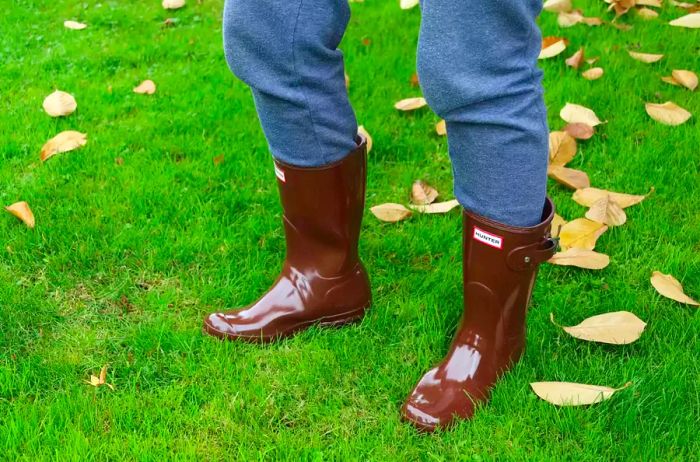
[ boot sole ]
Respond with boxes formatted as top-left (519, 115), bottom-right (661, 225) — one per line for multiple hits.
top-left (202, 305), bottom-right (369, 344)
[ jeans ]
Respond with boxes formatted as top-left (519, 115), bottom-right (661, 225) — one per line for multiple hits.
top-left (223, 0), bottom-right (549, 227)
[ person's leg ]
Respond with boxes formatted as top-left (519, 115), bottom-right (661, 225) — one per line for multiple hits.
top-left (417, 0), bottom-right (548, 227)
top-left (401, 0), bottom-right (556, 431)
top-left (203, 0), bottom-right (371, 342)
top-left (222, 0), bottom-right (358, 166)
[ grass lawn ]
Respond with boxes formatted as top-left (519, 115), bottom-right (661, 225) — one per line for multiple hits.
top-left (1, 0), bottom-right (699, 459)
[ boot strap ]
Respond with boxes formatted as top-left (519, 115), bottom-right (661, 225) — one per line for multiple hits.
top-left (507, 237), bottom-right (558, 272)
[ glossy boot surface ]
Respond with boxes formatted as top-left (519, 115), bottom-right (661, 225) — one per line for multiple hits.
top-left (203, 137), bottom-right (371, 342)
top-left (401, 198), bottom-right (556, 432)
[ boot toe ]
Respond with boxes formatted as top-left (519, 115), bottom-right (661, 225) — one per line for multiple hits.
top-left (400, 402), bottom-right (444, 432)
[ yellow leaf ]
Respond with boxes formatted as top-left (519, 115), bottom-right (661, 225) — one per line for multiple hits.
top-left (582, 67), bottom-right (604, 80)
top-left (435, 120), bottom-right (446, 136)
top-left (671, 70), bottom-right (698, 91)
top-left (551, 213), bottom-right (567, 238)
top-left (645, 101), bottom-right (692, 126)
top-left (559, 218), bottom-right (607, 250)
top-left (549, 131), bottom-right (577, 166)
top-left (40, 131), bottom-right (87, 162)
top-left (5, 201), bottom-right (36, 228)
top-left (661, 75), bottom-right (681, 86)
top-left (548, 248), bottom-right (610, 269)
top-left (370, 203), bottom-right (412, 222)
top-left (585, 195), bottom-right (627, 226)
top-left (547, 165), bottom-right (590, 190)
top-left (409, 199), bottom-right (460, 214)
top-left (560, 103), bottom-right (603, 126)
top-left (357, 125), bottom-right (373, 153)
top-left (572, 187), bottom-right (646, 208)
top-left (628, 51), bottom-right (664, 63)
top-left (42, 90), bottom-right (77, 117)
top-left (394, 97), bottom-right (427, 111)
top-left (162, 0), bottom-right (185, 9)
top-left (538, 39), bottom-right (567, 59)
top-left (543, 0), bottom-right (572, 12)
top-left (64, 20), bottom-right (87, 30)
top-left (530, 381), bottom-right (631, 406)
top-left (650, 271), bottom-right (699, 306)
top-left (551, 311), bottom-right (645, 344)
top-left (133, 80), bottom-right (156, 95)
top-left (636, 0), bottom-right (662, 6)
top-left (400, 0), bottom-right (420, 9)
top-left (669, 12), bottom-right (700, 28)
top-left (410, 180), bottom-right (439, 205)
top-left (564, 123), bottom-right (595, 140)
top-left (637, 7), bottom-right (659, 19)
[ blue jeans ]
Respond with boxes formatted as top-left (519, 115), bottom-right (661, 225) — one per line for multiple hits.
top-left (223, 0), bottom-right (548, 227)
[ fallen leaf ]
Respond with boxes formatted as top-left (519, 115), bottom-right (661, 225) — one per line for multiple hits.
top-left (42, 90), bottom-right (77, 117)
top-left (645, 101), bottom-right (692, 126)
top-left (539, 38), bottom-right (568, 59)
top-left (394, 97), bottom-right (427, 111)
top-left (551, 213), bottom-right (567, 238)
top-left (544, 0), bottom-right (572, 12)
top-left (64, 20), bottom-right (87, 30)
top-left (410, 180), bottom-right (439, 205)
top-left (671, 70), bottom-right (698, 91)
top-left (582, 67), bottom-right (604, 80)
top-left (637, 0), bottom-right (662, 7)
top-left (358, 125), bottom-right (373, 153)
top-left (400, 0), bottom-right (420, 9)
top-left (370, 203), bottom-right (412, 222)
top-left (84, 365), bottom-right (114, 390)
top-left (531, 381), bottom-right (631, 406)
top-left (628, 51), bottom-right (664, 63)
top-left (548, 248), bottom-right (610, 269)
top-left (560, 103), bottom-right (603, 126)
top-left (40, 131), bottom-right (87, 162)
top-left (549, 131), bottom-right (577, 166)
top-left (650, 271), bottom-right (699, 305)
top-left (409, 199), bottom-right (460, 214)
top-left (585, 195), bottom-right (627, 226)
top-left (559, 218), bottom-right (607, 250)
top-left (551, 311), bottom-right (645, 344)
top-left (133, 80), bottom-right (156, 95)
top-left (670, 12), bottom-right (700, 28)
top-left (4, 202), bottom-right (35, 228)
top-left (572, 187), bottom-right (646, 208)
top-left (661, 75), bottom-right (681, 86)
top-left (548, 165), bottom-right (590, 189)
top-left (637, 7), bottom-right (659, 19)
top-left (435, 120), bottom-right (446, 136)
top-left (565, 47), bottom-right (585, 69)
top-left (162, 0), bottom-right (185, 9)
top-left (564, 123), bottom-right (595, 140)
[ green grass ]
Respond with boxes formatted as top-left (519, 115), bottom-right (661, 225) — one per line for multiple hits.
top-left (1, 0), bottom-right (699, 460)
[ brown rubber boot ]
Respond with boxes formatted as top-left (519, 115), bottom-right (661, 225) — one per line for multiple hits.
top-left (203, 136), bottom-right (371, 342)
top-left (401, 198), bottom-right (556, 431)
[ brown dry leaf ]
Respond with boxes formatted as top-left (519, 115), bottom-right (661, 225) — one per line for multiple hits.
top-left (557, 10), bottom-right (603, 27)
top-left (162, 0), bottom-right (185, 9)
top-left (410, 180), bottom-right (439, 205)
top-left (582, 67), bottom-right (604, 80)
top-left (435, 120), bottom-right (446, 136)
top-left (84, 365), bottom-right (115, 390)
top-left (357, 125), bottom-right (373, 153)
top-left (628, 51), bottom-right (664, 63)
top-left (548, 165), bottom-right (590, 190)
top-left (370, 203), bottom-right (412, 222)
top-left (394, 97), bottom-right (427, 111)
top-left (671, 70), bottom-right (698, 91)
top-left (573, 187), bottom-right (646, 208)
top-left (40, 131), bottom-right (87, 162)
top-left (530, 381), bottom-right (631, 406)
top-left (400, 0), bottom-right (420, 9)
top-left (637, 0), bottom-right (662, 6)
top-left (661, 75), bottom-right (681, 86)
top-left (64, 20), bottom-right (87, 30)
top-left (409, 199), bottom-right (460, 214)
top-left (549, 131), bottom-right (577, 166)
top-left (5, 202), bottom-right (36, 228)
top-left (133, 80), bottom-right (156, 95)
top-left (564, 123), bottom-right (595, 140)
top-left (645, 101), bottom-right (692, 126)
top-left (544, 0), bottom-right (573, 12)
top-left (551, 311), bottom-right (645, 344)
top-left (539, 38), bottom-right (568, 59)
top-left (560, 103), bottom-right (603, 126)
top-left (548, 248), bottom-right (610, 269)
top-left (565, 47), bottom-right (585, 69)
top-left (581, 16), bottom-right (604, 25)
top-left (559, 218), bottom-right (607, 250)
top-left (650, 271), bottom-right (699, 305)
top-left (42, 90), bottom-right (77, 117)
top-left (670, 12), bottom-right (700, 28)
top-left (637, 7), bottom-right (659, 19)
top-left (551, 213), bottom-right (567, 238)
top-left (585, 195), bottom-right (627, 226)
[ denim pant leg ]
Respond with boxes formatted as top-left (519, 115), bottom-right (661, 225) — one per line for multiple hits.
top-left (223, 0), bottom-right (358, 167)
top-left (418, 0), bottom-right (549, 227)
